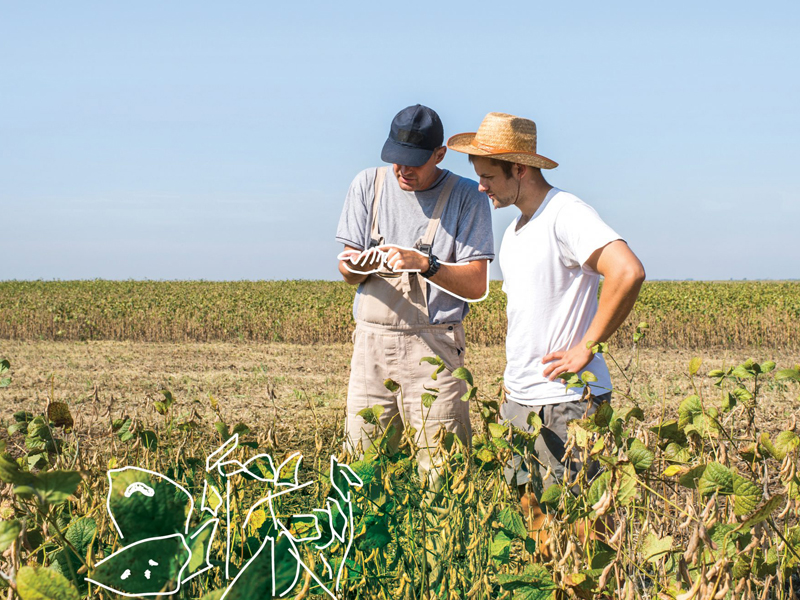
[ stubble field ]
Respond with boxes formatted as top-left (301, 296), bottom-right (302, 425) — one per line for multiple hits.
top-left (2, 339), bottom-right (798, 463)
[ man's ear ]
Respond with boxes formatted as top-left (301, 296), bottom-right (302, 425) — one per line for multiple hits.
top-left (515, 163), bottom-right (527, 179)
top-left (434, 146), bottom-right (447, 164)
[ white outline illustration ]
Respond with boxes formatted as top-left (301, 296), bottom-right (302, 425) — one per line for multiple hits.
top-left (338, 245), bottom-right (490, 303)
top-left (87, 435), bottom-right (363, 599)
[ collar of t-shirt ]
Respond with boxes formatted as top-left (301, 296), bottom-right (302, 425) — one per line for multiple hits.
top-left (514, 187), bottom-right (560, 234)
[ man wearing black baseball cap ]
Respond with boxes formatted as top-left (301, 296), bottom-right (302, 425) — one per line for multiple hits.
top-left (335, 105), bottom-right (494, 480)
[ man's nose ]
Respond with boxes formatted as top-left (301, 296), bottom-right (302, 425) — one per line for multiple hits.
top-left (400, 165), bottom-right (416, 176)
top-left (478, 181), bottom-right (488, 193)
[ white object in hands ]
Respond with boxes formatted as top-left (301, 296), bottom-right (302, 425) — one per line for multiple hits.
top-left (337, 246), bottom-right (489, 303)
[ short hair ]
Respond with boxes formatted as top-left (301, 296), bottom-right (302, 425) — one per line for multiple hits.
top-left (468, 155), bottom-right (515, 178)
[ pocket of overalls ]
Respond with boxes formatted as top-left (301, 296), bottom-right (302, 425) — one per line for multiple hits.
top-left (422, 327), bottom-right (462, 372)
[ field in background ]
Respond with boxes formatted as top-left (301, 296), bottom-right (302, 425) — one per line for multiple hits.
top-left (1, 280), bottom-right (799, 348)
top-left (2, 341), bottom-right (798, 462)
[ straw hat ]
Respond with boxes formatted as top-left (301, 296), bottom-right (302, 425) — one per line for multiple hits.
top-left (447, 112), bottom-right (558, 169)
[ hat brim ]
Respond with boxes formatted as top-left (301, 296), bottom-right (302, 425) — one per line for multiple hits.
top-left (447, 132), bottom-right (558, 170)
top-left (381, 138), bottom-right (434, 168)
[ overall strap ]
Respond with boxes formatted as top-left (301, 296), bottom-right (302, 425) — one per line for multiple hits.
top-left (417, 172), bottom-right (457, 253)
top-left (369, 167), bottom-right (388, 246)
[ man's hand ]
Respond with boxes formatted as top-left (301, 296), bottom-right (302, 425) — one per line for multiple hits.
top-left (543, 240), bottom-right (645, 382)
top-left (542, 344), bottom-right (594, 381)
top-left (338, 245), bottom-right (382, 285)
top-left (378, 245), bottom-right (429, 273)
top-left (339, 248), bottom-right (385, 274)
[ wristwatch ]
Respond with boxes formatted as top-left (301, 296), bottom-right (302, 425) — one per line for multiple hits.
top-left (421, 250), bottom-right (440, 279)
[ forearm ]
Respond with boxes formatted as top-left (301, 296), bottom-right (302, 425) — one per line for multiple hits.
top-left (338, 260), bottom-right (368, 286)
top-left (426, 260), bottom-right (489, 301)
top-left (581, 269), bottom-right (645, 347)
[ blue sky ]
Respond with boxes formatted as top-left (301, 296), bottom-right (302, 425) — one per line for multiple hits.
top-left (2, 1), bottom-right (798, 281)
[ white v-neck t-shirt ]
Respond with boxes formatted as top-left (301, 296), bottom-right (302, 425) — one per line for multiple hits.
top-left (499, 188), bottom-right (622, 406)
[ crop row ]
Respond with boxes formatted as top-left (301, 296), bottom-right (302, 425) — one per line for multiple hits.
top-left (0, 280), bottom-right (798, 348)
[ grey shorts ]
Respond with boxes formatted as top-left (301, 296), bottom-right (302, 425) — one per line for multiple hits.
top-left (499, 392), bottom-right (612, 498)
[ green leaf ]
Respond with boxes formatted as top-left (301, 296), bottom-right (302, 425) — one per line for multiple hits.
top-left (0, 519), bottom-right (21, 553)
top-left (698, 461), bottom-right (733, 496)
top-left (732, 474), bottom-right (763, 516)
top-left (488, 423), bottom-right (507, 439)
top-left (760, 432), bottom-right (781, 460)
top-left (593, 402), bottom-right (613, 429)
top-left (154, 389), bottom-right (175, 415)
top-left (138, 430), bottom-right (158, 450)
top-left (114, 417), bottom-right (136, 442)
top-left (678, 395), bottom-right (702, 430)
top-left (737, 495), bottom-right (785, 531)
top-left (17, 566), bottom-right (80, 600)
top-left (615, 463), bottom-right (638, 506)
top-left (664, 442), bottom-right (691, 464)
top-left (451, 367), bottom-right (474, 387)
top-left (232, 422), bottom-right (250, 436)
top-left (460, 386), bottom-right (477, 402)
top-left (383, 378), bottom-right (400, 392)
top-left (419, 356), bottom-right (442, 367)
top-left (627, 439), bottom-right (655, 472)
top-left (642, 533), bottom-right (673, 563)
top-left (25, 417), bottom-right (60, 453)
top-left (678, 464), bottom-right (706, 489)
top-left (581, 371), bottom-right (598, 384)
top-left (214, 421), bottom-right (230, 440)
top-left (775, 368), bottom-right (800, 382)
top-left (709, 523), bottom-right (744, 559)
top-left (107, 469), bottom-right (192, 543)
top-left (760, 361), bottom-right (776, 373)
top-left (32, 470), bottom-right (82, 505)
top-left (498, 564), bottom-right (557, 599)
top-left (732, 364), bottom-right (755, 379)
top-left (65, 517), bottom-right (96, 558)
top-left (419, 357), bottom-right (445, 381)
top-left (561, 372), bottom-right (583, 390)
top-left (589, 341), bottom-right (608, 354)
top-left (0, 359), bottom-right (10, 388)
top-left (185, 519), bottom-right (217, 580)
top-left (689, 357), bottom-right (702, 375)
top-left (526, 412), bottom-right (543, 437)
top-left (498, 506), bottom-right (527, 539)
top-left (618, 406), bottom-right (644, 423)
top-left (587, 471), bottom-right (611, 507)
top-left (721, 391), bottom-right (737, 412)
top-left (0, 452), bottom-right (35, 485)
top-left (540, 484), bottom-right (562, 509)
top-left (650, 420), bottom-right (684, 443)
top-left (86, 534), bottom-right (188, 596)
top-left (421, 393), bottom-right (437, 408)
top-left (775, 430), bottom-right (800, 457)
top-left (491, 530), bottom-right (513, 563)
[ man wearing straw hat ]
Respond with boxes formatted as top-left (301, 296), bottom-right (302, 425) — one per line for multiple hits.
top-left (448, 113), bottom-right (645, 517)
top-left (335, 104), bottom-right (494, 479)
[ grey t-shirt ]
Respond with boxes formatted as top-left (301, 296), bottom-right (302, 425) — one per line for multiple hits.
top-left (336, 167), bottom-right (495, 324)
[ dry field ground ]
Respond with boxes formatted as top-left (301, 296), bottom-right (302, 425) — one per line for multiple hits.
top-left (2, 340), bottom-right (797, 455)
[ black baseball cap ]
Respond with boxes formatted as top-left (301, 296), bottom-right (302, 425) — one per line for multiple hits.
top-left (381, 104), bottom-right (444, 167)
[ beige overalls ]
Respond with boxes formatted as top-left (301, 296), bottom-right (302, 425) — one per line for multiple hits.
top-left (345, 167), bottom-right (471, 474)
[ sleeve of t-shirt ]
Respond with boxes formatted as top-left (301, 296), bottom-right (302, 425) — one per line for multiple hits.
top-left (452, 178), bottom-right (495, 263)
top-left (335, 168), bottom-right (375, 251)
top-left (554, 198), bottom-right (623, 269)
